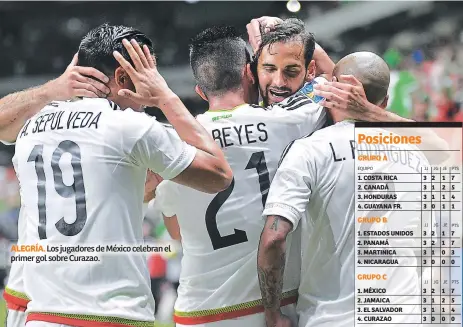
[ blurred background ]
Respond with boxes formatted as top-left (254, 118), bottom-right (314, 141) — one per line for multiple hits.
top-left (0, 1), bottom-right (462, 325)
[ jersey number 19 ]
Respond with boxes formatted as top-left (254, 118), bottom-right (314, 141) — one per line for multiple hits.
top-left (28, 140), bottom-right (88, 240)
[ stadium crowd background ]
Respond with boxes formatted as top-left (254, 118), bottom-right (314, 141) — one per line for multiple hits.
top-left (0, 1), bottom-right (462, 325)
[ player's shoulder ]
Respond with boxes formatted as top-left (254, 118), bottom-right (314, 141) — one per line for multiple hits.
top-left (300, 120), bottom-right (354, 143)
top-left (196, 103), bottom-right (267, 125)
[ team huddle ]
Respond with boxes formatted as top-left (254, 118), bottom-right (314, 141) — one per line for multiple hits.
top-left (0, 15), bottom-right (437, 327)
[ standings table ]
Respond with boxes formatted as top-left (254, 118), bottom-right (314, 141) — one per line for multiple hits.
top-left (354, 122), bottom-right (463, 326)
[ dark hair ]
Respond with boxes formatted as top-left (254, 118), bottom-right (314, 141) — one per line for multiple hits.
top-left (78, 23), bottom-right (154, 77)
top-left (255, 18), bottom-right (315, 68)
top-left (189, 26), bottom-right (251, 97)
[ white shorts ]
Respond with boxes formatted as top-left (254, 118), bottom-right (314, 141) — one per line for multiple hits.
top-left (176, 304), bottom-right (297, 327)
top-left (26, 322), bottom-right (73, 327)
top-left (6, 309), bottom-right (27, 327)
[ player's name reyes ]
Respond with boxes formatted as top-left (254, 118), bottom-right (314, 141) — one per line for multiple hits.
top-left (212, 123), bottom-right (268, 148)
top-left (19, 110), bottom-right (101, 138)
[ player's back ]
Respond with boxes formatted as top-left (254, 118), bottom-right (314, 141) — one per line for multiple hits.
top-left (156, 99), bottom-right (324, 322)
top-left (14, 98), bottom-right (159, 325)
top-left (274, 121), bottom-right (426, 327)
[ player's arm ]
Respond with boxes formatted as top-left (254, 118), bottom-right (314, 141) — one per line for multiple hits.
top-left (0, 54), bottom-right (109, 143)
top-left (259, 141), bottom-right (315, 327)
top-left (114, 39), bottom-right (232, 193)
top-left (163, 214), bottom-right (181, 242)
top-left (258, 215), bottom-right (294, 327)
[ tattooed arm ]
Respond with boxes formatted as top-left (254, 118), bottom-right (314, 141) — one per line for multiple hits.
top-left (258, 215), bottom-right (294, 327)
top-left (0, 54), bottom-right (109, 143)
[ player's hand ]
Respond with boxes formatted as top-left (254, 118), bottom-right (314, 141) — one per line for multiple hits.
top-left (114, 39), bottom-right (173, 107)
top-left (49, 53), bottom-right (110, 100)
top-left (144, 170), bottom-right (164, 203)
top-left (313, 75), bottom-right (370, 119)
top-left (247, 16), bottom-right (283, 53)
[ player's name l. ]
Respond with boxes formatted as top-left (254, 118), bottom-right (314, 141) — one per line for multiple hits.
top-left (359, 231), bottom-right (413, 237)
top-left (358, 258), bottom-right (399, 265)
top-left (360, 175), bottom-right (398, 181)
top-left (358, 203), bottom-right (402, 210)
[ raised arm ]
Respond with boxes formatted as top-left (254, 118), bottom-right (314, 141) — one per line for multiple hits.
top-left (0, 54), bottom-right (109, 143)
top-left (114, 39), bottom-right (232, 193)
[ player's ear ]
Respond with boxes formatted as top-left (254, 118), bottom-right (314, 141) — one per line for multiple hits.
top-left (114, 67), bottom-right (132, 88)
top-left (245, 63), bottom-right (256, 85)
top-left (379, 95), bottom-right (389, 109)
top-left (195, 85), bottom-right (208, 102)
top-left (305, 59), bottom-right (316, 82)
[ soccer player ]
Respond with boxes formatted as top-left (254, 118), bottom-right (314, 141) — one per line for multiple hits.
top-left (8, 24), bottom-right (232, 327)
top-left (259, 52), bottom-right (427, 327)
top-left (153, 25), bottom-right (414, 326)
top-left (155, 25), bottom-right (324, 327)
top-left (1, 54), bottom-right (111, 327)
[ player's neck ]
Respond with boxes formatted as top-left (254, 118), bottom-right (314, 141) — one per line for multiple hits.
top-left (208, 91), bottom-right (247, 112)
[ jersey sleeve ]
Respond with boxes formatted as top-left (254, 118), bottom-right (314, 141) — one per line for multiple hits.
top-left (155, 181), bottom-right (178, 217)
top-left (262, 140), bottom-right (316, 232)
top-left (267, 78), bottom-right (327, 137)
top-left (120, 110), bottom-right (197, 180)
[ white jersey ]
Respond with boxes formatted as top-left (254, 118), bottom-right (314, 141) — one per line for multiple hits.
top-left (156, 80), bottom-right (326, 324)
top-left (12, 98), bottom-right (196, 327)
top-left (263, 121), bottom-right (427, 327)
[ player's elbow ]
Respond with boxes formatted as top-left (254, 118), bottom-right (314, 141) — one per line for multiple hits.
top-left (259, 230), bottom-right (287, 253)
top-left (203, 165), bottom-right (233, 194)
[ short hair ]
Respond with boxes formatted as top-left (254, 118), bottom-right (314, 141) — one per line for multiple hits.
top-left (255, 18), bottom-right (315, 68)
top-left (189, 26), bottom-right (251, 97)
top-left (333, 52), bottom-right (390, 105)
top-left (78, 23), bottom-right (154, 77)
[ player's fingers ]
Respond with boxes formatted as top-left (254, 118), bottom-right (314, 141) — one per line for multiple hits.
top-left (130, 39), bottom-right (150, 69)
top-left (313, 83), bottom-right (346, 96)
top-left (113, 50), bottom-right (138, 78)
top-left (71, 88), bottom-right (99, 99)
top-left (247, 19), bottom-right (262, 52)
top-left (74, 66), bottom-right (110, 84)
top-left (72, 81), bottom-right (107, 98)
top-left (339, 74), bottom-right (362, 86)
top-left (66, 53), bottom-right (79, 71)
top-left (121, 39), bottom-right (144, 71)
top-left (143, 45), bottom-right (156, 68)
top-left (320, 81), bottom-right (353, 93)
top-left (74, 74), bottom-right (110, 95)
top-left (118, 88), bottom-right (146, 103)
top-left (313, 89), bottom-right (344, 103)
